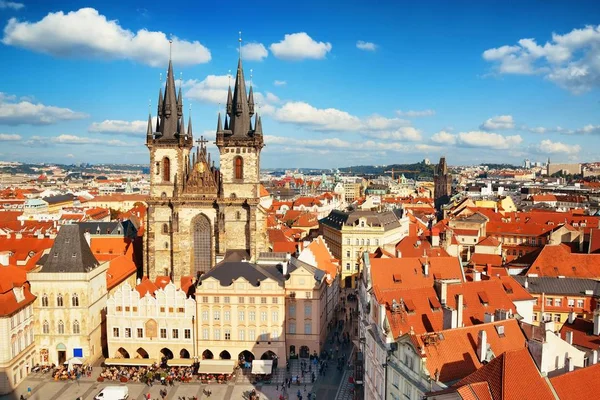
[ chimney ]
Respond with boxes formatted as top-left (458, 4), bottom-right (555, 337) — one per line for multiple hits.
top-left (568, 310), bottom-right (576, 324)
top-left (437, 280), bottom-right (448, 305)
top-left (431, 229), bottom-right (440, 247)
top-left (477, 330), bottom-right (488, 363)
top-left (567, 357), bottom-right (574, 372)
top-left (396, 250), bottom-right (402, 258)
top-left (282, 260), bottom-right (288, 276)
top-left (423, 262), bottom-right (429, 277)
top-left (591, 350), bottom-right (598, 365)
top-left (484, 312), bottom-right (495, 323)
top-left (474, 271), bottom-right (481, 282)
top-left (565, 330), bottom-right (573, 345)
top-left (84, 231), bottom-right (91, 246)
top-left (456, 294), bottom-right (464, 328)
top-left (136, 278), bottom-right (141, 285)
top-left (443, 306), bottom-right (458, 330)
top-left (594, 311), bottom-right (600, 336)
top-left (524, 277), bottom-right (528, 289)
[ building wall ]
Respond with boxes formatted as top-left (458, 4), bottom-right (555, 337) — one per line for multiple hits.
top-left (0, 305), bottom-right (36, 395)
top-left (29, 265), bottom-right (108, 366)
top-left (220, 146), bottom-right (260, 199)
top-left (547, 163), bottom-right (581, 176)
top-left (531, 293), bottom-right (595, 328)
top-left (528, 328), bottom-right (586, 376)
top-left (195, 276), bottom-right (287, 363)
top-left (106, 282), bottom-right (195, 360)
top-left (285, 266), bottom-right (328, 358)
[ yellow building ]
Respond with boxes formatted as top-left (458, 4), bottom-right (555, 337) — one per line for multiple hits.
top-left (195, 261), bottom-right (287, 366)
top-left (321, 210), bottom-right (408, 287)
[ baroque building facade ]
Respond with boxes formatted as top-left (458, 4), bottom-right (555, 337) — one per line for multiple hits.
top-left (145, 56), bottom-right (269, 283)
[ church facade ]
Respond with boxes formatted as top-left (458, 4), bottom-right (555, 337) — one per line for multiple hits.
top-left (145, 57), bottom-right (269, 283)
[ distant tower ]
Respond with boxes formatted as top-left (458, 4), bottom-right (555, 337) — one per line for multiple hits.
top-left (524, 159), bottom-right (531, 169)
top-left (434, 157), bottom-right (452, 210)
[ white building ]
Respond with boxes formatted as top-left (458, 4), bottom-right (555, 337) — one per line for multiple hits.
top-left (29, 225), bottom-right (108, 366)
top-left (106, 281), bottom-right (196, 363)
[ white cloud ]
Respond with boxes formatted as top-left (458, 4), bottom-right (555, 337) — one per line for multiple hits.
top-left (0, 92), bottom-right (88, 125)
top-left (480, 115), bottom-right (515, 130)
top-left (431, 130), bottom-right (456, 145)
top-left (270, 32), bottom-right (332, 60)
top-left (273, 101), bottom-right (410, 133)
top-left (183, 75), bottom-right (279, 115)
top-left (88, 119), bottom-right (154, 135)
top-left (65, 153), bottom-right (74, 158)
top-left (239, 42), bottom-right (268, 61)
top-left (2, 8), bottom-right (211, 67)
top-left (0, 133), bottom-right (21, 141)
top-left (482, 25), bottom-right (600, 93)
top-left (273, 80), bottom-right (287, 86)
top-left (0, 1), bottom-right (23, 10)
top-left (534, 139), bottom-right (580, 155)
top-left (51, 134), bottom-right (134, 146)
top-left (457, 131), bottom-right (523, 149)
top-left (356, 41), bottom-right (377, 51)
top-left (265, 135), bottom-right (410, 152)
top-left (396, 109), bottom-right (436, 117)
top-left (573, 124), bottom-right (600, 135)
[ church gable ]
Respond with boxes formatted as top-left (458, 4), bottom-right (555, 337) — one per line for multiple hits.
top-left (182, 138), bottom-right (220, 197)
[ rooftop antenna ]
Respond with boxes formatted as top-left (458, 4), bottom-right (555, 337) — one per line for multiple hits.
top-left (238, 31), bottom-right (242, 59)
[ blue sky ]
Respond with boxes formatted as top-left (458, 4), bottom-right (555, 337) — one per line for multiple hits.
top-left (0, 0), bottom-right (599, 168)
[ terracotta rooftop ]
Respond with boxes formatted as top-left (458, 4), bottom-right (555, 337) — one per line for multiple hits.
top-left (0, 265), bottom-right (36, 316)
top-left (550, 363), bottom-right (600, 400)
top-left (559, 317), bottom-right (600, 351)
top-left (453, 348), bottom-right (554, 400)
top-left (395, 236), bottom-right (449, 258)
top-left (417, 319), bottom-right (526, 383)
top-left (526, 244), bottom-right (600, 278)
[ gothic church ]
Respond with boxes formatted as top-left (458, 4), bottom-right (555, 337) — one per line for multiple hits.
top-left (144, 56), bottom-right (268, 283)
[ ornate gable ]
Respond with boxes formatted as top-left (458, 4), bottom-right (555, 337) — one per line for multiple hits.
top-left (182, 138), bottom-right (221, 197)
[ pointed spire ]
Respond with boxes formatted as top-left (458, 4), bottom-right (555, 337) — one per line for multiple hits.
top-left (159, 59), bottom-right (178, 139)
top-left (226, 85), bottom-right (233, 115)
top-left (217, 113), bottom-right (223, 132)
top-left (224, 115), bottom-right (229, 130)
top-left (229, 57), bottom-right (250, 137)
top-left (146, 113), bottom-right (153, 137)
top-left (177, 86), bottom-right (183, 117)
top-left (255, 115), bottom-right (263, 135)
top-left (248, 85), bottom-right (255, 116)
top-left (157, 87), bottom-right (163, 116)
top-left (187, 115), bottom-right (193, 137)
top-left (179, 115), bottom-right (185, 136)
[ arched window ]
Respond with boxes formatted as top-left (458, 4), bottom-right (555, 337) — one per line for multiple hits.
top-left (42, 320), bottom-right (49, 334)
top-left (162, 223), bottom-right (169, 234)
top-left (162, 157), bottom-right (171, 182)
top-left (71, 293), bottom-right (79, 307)
top-left (41, 294), bottom-right (48, 307)
top-left (234, 157), bottom-right (243, 180)
top-left (73, 320), bottom-right (80, 334)
top-left (57, 320), bottom-right (64, 334)
top-left (56, 294), bottom-right (63, 307)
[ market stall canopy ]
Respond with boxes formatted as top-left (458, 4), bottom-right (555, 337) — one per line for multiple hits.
top-left (168, 358), bottom-right (194, 366)
top-left (104, 358), bottom-right (158, 366)
top-left (197, 359), bottom-right (236, 374)
top-left (251, 360), bottom-right (273, 374)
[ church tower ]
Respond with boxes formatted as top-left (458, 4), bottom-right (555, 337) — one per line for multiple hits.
top-left (145, 51), bottom-right (268, 285)
top-left (433, 156), bottom-right (452, 210)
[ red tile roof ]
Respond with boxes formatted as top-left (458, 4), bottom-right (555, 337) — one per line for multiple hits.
top-left (417, 319), bottom-right (526, 383)
top-left (456, 382), bottom-right (494, 400)
top-left (0, 265), bottom-right (36, 316)
top-left (476, 236), bottom-right (500, 247)
top-left (469, 254), bottom-right (503, 267)
top-left (550, 363), bottom-right (600, 400)
top-left (527, 244), bottom-right (600, 278)
top-left (395, 236), bottom-right (449, 258)
top-left (302, 236), bottom-right (339, 280)
top-left (453, 348), bottom-right (554, 400)
top-left (559, 318), bottom-right (600, 351)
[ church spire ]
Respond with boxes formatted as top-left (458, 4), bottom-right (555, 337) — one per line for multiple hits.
top-left (224, 115), bottom-right (229, 130)
top-left (160, 59), bottom-right (178, 139)
top-left (255, 115), bottom-right (263, 136)
top-left (248, 82), bottom-right (255, 116)
top-left (187, 114), bottom-right (193, 137)
top-left (146, 113), bottom-right (153, 139)
top-left (217, 112), bottom-right (223, 132)
top-left (226, 85), bottom-right (233, 115)
top-left (228, 57), bottom-right (251, 137)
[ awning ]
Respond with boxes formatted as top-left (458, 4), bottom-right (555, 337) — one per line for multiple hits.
top-left (64, 357), bottom-right (83, 365)
top-left (197, 360), bottom-right (236, 374)
top-left (168, 358), bottom-right (194, 366)
top-left (251, 360), bottom-right (273, 375)
top-left (104, 358), bottom-right (158, 366)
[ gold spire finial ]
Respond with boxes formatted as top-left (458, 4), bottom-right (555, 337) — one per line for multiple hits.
top-left (169, 38), bottom-right (173, 61)
top-left (148, 99), bottom-right (151, 114)
top-left (238, 31), bottom-right (242, 58)
top-left (228, 69), bottom-right (231, 87)
top-left (250, 68), bottom-right (253, 86)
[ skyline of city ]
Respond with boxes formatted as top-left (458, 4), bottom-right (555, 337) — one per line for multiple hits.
top-left (0, 1), bottom-right (599, 167)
